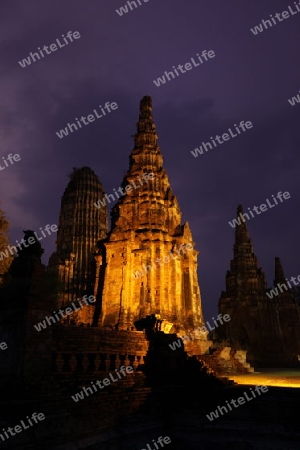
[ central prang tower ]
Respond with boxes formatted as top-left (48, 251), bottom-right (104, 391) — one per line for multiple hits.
top-left (99, 96), bottom-right (206, 335)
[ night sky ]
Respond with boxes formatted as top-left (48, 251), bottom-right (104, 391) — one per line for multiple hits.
top-left (1, 0), bottom-right (299, 319)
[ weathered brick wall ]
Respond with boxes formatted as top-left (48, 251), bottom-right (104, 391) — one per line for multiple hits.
top-left (52, 327), bottom-right (149, 379)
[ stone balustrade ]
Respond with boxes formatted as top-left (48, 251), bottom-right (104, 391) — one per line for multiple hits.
top-left (53, 352), bottom-right (145, 373)
top-left (52, 328), bottom-right (149, 375)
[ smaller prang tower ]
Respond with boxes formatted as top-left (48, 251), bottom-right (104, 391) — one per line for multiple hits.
top-left (220, 205), bottom-right (267, 308)
top-left (49, 167), bottom-right (108, 324)
top-left (218, 205), bottom-right (300, 367)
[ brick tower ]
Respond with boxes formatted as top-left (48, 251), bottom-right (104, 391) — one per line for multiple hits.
top-left (218, 205), bottom-right (300, 366)
top-left (218, 205), bottom-right (267, 343)
top-left (220, 205), bottom-right (267, 306)
top-left (98, 96), bottom-right (206, 335)
top-left (49, 167), bottom-right (108, 324)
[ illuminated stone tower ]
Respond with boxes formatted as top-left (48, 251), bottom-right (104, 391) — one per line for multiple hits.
top-left (99, 96), bottom-right (206, 335)
top-left (49, 167), bottom-right (108, 324)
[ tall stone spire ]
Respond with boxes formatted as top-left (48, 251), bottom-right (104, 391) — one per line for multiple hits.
top-left (274, 257), bottom-right (286, 285)
top-left (110, 95), bottom-right (180, 233)
top-left (234, 205), bottom-right (251, 249)
top-left (134, 95), bottom-right (159, 149)
top-left (49, 167), bottom-right (108, 324)
top-left (99, 96), bottom-right (206, 340)
top-left (272, 257), bottom-right (295, 304)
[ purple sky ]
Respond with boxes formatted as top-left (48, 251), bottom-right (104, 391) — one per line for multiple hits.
top-left (1, 0), bottom-right (300, 319)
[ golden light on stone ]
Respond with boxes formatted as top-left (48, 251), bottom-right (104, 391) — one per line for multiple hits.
top-left (99, 96), bottom-right (207, 336)
top-left (48, 96), bottom-right (209, 345)
top-left (231, 370), bottom-right (300, 388)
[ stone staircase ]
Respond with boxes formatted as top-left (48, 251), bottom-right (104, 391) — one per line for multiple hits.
top-left (197, 346), bottom-right (255, 379)
top-left (234, 349), bottom-right (255, 373)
